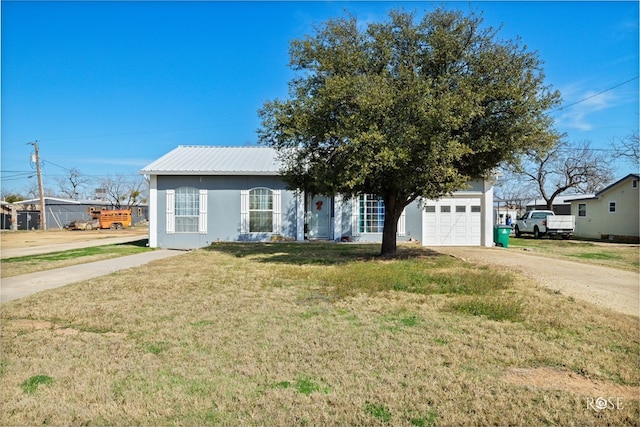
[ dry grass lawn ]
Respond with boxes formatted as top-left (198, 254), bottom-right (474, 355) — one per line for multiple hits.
top-left (1, 243), bottom-right (638, 426)
top-left (508, 238), bottom-right (639, 272)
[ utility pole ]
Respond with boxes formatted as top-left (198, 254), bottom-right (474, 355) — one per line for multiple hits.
top-left (28, 141), bottom-right (47, 230)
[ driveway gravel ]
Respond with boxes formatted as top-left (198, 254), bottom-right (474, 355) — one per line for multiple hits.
top-left (436, 246), bottom-right (639, 317)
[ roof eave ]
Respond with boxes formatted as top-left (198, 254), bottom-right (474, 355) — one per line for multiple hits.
top-left (140, 170), bottom-right (282, 176)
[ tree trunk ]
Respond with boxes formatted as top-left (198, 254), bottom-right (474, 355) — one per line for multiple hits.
top-left (380, 196), bottom-right (403, 257)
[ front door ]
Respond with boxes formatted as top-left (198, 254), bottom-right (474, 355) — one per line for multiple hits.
top-left (307, 195), bottom-right (332, 239)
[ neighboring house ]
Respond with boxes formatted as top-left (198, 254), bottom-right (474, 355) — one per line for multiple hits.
top-left (525, 194), bottom-right (593, 215)
top-left (569, 174), bottom-right (640, 242)
top-left (140, 146), bottom-right (495, 249)
top-left (0, 201), bottom-right (12, 230)
top-left (11, 197), bottom-right (149, 230)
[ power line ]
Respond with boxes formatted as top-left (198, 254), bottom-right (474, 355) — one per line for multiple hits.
top-left (553, 76), bottom-right (639, 112)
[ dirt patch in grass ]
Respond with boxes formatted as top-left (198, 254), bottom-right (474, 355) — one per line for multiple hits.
top-left (503, 367), bottom-right (639, 400)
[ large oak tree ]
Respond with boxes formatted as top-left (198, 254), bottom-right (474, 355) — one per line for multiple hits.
top-left (258, 9), bottom-right (561, 255)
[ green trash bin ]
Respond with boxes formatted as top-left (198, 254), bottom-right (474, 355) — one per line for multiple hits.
top-left (494, 225), bottom-right (511, 248)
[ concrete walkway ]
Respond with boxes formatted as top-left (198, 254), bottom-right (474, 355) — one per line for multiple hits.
top-left (1, 235), bottom-right (147, 259)
top-left (1, 249), bottom-right (186, 303)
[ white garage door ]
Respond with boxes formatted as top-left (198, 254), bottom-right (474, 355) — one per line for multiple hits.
top-left (422, 198), bottom-right (482, 246)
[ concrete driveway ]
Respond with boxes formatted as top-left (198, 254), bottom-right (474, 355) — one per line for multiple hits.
top-left (1, 235), bottom-right (147, 259)
top-left (1, 249), bottom-right (186, 303)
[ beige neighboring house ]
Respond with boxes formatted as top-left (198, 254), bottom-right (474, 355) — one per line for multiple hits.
top-left (570, 174), bottom-right (639, 242)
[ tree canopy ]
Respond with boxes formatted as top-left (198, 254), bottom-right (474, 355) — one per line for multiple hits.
top-left (258, 8), bottom-right (561, 255)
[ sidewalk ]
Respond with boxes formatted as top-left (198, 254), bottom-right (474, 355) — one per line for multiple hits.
top-left (1, 249), bottom-right (186, 303)
top-left (1, 235), bottom-right (147, 259)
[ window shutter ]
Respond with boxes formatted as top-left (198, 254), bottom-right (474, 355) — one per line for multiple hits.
top-left (199, 189), bottom-right (207, 234)
top-left (272, 190), bottom-right (281, 234)
top-left (398, 207), bottom-right (406, 236)
top-left (240, 190), bottom-right (249, 233)
top-left (351, 196), bottom-right (360, 236)
top-left (166, 189), bottom-right (175, 234)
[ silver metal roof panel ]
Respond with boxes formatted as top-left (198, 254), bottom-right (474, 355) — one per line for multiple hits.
top-left (140, 146), bottom-right (283, 175)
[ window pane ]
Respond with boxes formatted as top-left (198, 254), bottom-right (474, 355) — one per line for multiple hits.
top-left (250, 188), bottom-right (272, 210)
top-left (609, 202), bottom-right (616, 213)
top-left (175, 216), bottom-right (198, 233)
top-left (471, 206), bottom-right (481, 213)
top-left (456, 206), bottom-right (466, 213)
top-left (425, 206), bottom-right (436, 213)
top-left (441, 206), bottom-right (451, 213)
top-left (250, 211), bottom-right (272, 232)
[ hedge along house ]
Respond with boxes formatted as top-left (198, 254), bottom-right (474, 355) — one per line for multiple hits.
top-left (140, 146), bottom-right (495, 249)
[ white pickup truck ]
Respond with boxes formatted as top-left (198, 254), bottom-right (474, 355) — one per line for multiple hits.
top-left (513, 210), bottom-right (575, 239)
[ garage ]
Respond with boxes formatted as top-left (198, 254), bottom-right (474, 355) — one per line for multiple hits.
top-left (422, 197), bottom-right (483, 246)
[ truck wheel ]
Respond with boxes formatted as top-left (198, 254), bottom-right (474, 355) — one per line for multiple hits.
top-left (514, 226), bottom-right (521, 238)
top-left (110, 223), bottom-right (117, 230)
top-left (533, 226), bottom-right (540, 239)
top-left (85, 223), bottom-right (92, 230)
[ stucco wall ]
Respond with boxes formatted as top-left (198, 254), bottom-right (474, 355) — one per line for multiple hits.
top-left (149, 176), bottom-right (491, 249)
top-left (155, 175), bottom-right (299, 249)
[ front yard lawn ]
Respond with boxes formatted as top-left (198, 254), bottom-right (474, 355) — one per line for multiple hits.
top-left (1, 243), bottom-right (638, 425)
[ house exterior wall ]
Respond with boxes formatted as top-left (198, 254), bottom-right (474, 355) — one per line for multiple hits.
top-left (572, 177), bottom-right (639, 240)
top-left (148, 174), bottom-right (492, 249)
top-left (153, 175), bottom-right (300, 249)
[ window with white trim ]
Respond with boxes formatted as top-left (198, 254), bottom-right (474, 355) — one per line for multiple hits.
top-left (359, 194), bottom-right (385, 233)
top-left (352, 195), bottom-right (406, 236)
top-left (175, 186), bottom-right (199, 233)
top-left (249, 188), bottom-right (273, 232)
top-left (166, 187), bottom-right (207, 234)
top-left (609, 201), bottom-right (616, 213)
top-left (578, 203), bottom-right (587, 217)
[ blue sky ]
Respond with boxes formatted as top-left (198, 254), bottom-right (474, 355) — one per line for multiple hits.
top-left (2, 1), bottom-right (638, 197)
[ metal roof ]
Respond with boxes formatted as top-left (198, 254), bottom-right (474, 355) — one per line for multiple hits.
top-left (140, 146), bottom-right (283, 176)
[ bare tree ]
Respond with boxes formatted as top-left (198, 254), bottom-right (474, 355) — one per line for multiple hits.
top-left (56, 168), bottom-right (91, 200)
top-left (24, 181), bottom-right (54, 199)
top-left (613, 131), bottom-right (639, 168)
top-left (512, 140), bottom-right (614, 209)
top-left (494, 169), bottom-right (536, 212)
top-left (100, 175), bottom-right (147, 209)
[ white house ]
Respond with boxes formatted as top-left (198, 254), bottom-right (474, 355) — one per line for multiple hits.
top-left (140, 146), bottom-right (495, 249)
top-left (569, 174), bottom-right (639, 242)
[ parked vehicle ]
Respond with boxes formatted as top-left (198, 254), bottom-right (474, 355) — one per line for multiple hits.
top-left (68, 208), bottom-right (132, 230)
top-left (514, 210), bottom-right (575, 239)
